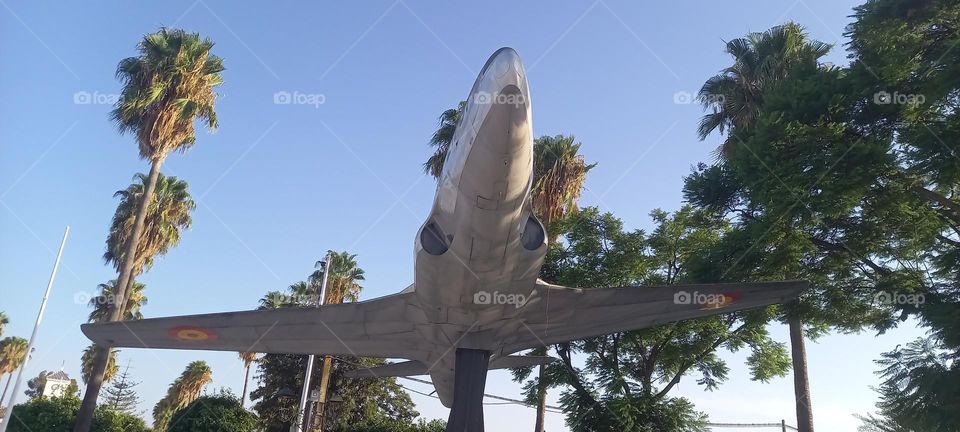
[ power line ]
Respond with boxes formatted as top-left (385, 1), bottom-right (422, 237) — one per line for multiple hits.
top-left (397, 377), bottom-right (563, 414)
top-left (330, 356), bottom-right (563, 412)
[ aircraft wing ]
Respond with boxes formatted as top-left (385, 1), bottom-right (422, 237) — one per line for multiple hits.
top-left (499, 280), bottom-right (807, 353)
top-left (81, 292), bottom-right (430, 360)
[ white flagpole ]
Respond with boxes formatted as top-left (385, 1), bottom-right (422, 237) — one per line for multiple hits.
top-left (293, 251), bottom-right (332, 432)
top-left (0, 226), bottom-right (69, 431)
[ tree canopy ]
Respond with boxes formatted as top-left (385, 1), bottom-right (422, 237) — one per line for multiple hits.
top-left (515, 207), bottom-right (791, 432)
top-left (167, 391), bottom-right (258, 432)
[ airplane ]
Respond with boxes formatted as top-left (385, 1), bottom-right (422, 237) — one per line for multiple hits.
top-left (83, 47), bottom-right (807, 432)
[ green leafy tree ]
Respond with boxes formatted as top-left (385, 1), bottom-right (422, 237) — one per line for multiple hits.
top-left (325, 357), bottom-right (418, 429)
top-left (91, 406), bottom-right (150, 432)
top-left (690, 22), bottom-right (919, 432)
top-left (858, 336), bottom-right (960, 432)
top-left (6, 396), bottom-right (148, 432)
top-left (515, 207), bottom-right (790, 432)
top-left (64, 380), bottom-right (80, 399)
top-left (8, 396), bottom-right (80, 432)
top-left (340, 418), bottom-right (447, 432)
top-left (685, 3), bottom-right (960, 428)
top-left (24, 371), bottom-right (52, 399)
top-left (250, 277), bottom-right (417, 432)
top-left (78, 28), bottom-right (222, 430)
top-left (0, 336), bottom-right (28, 404)
top-left (168, 391), bottom-right (258, 432)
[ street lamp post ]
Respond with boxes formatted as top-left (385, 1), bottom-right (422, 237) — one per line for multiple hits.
top-left (292, 252), bottom-right (333, 432)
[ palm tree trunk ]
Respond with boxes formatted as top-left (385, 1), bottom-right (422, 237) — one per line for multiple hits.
top-left (789, 313), bottom-right (814, 432)
top-left (241, 365), bottom-right (251, 408)
top-left (75, 158), bottom-right (164, 432)
top-left (534, 364), bottom-right (546, 432)
top-left (117, 274), bottom-right (139, 320)
top-left (1, 373), bottom-right (11, 407)
top-left (316, 355), bottom-right (334, 429)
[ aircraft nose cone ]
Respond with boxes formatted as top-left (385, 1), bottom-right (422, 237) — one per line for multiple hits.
top-left (487, 47), bottom-right (523, 78)
top-left (481, 47), bottom-right (525, 85)
top-left (471, 47), bottom-right (529, 114)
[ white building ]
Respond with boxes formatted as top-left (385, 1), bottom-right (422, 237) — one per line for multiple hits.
top-left (41, 370), bottom-right (71, 398)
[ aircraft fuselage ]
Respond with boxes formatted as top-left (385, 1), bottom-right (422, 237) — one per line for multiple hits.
top-left (411, 48), bottom-right (547, 400)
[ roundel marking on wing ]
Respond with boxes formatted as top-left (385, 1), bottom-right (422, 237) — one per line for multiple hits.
top-left (698, 292), bottom-right (741, 311)
top-left (169, 326), bottom-right (218, 342)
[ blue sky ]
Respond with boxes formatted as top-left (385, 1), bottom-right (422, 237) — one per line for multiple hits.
top-left (0, 1), bottom-right (925, 431)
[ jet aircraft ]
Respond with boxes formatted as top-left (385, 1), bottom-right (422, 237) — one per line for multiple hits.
top-left (83, 47), bottom-right (807, 432)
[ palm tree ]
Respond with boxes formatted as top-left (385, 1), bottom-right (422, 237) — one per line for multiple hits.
top-left (531, 135), bottom-right (596, 237)
top-left (104, 173), bottom-right (193, 313)
top-left (88, 280), bottom-right (148, 323)
top-left (0, 336), bottom-right (28, 405)
top-left (423, 101), bottom-right (466, 178)
top-left (310, 250), bottom-right (365, 305)
top-left (177, 360), bottom-right (212, 405)
top-left (77, 28), bottom-right (220, 431)
top-left (529, 135), bottom-right (594, 432)
top-left (238, 352), bottom-right (257, 408)
top-left (0, 312), bottom-right (8, 337)
top-left (697, 22), bottom-right (830, 158)
top-left (258, 290), bottom-right (292, 310)
top-left (152, 360), bottom-right (213, 431)
top-left (698, 23), bottom-right (829, 432)
top-left (82, 280), bottom-right (146, 387)
top-left (81, 344), bottom-right (119, 384)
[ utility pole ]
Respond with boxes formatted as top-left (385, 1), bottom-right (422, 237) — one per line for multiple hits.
top-left (0, 226), bottom-right (68, 432)
top-left (315, 352), bottom-right (334, 430)
top-left (293, 252), bottom-right (332, 432)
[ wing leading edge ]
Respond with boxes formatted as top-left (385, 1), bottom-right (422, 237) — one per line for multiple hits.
top-left (81, 292), bottom-right (430, 361)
